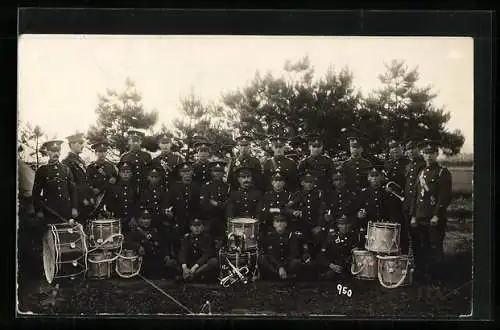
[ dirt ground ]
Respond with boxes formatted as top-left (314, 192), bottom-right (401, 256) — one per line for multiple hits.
top-left (16, 221), bottom-right (473, 318)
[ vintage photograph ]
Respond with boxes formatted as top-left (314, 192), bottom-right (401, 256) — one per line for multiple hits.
top-left (17, 35), bottom-right (473, 317)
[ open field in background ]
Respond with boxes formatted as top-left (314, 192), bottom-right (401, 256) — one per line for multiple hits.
top-left (448, 166), bottom-right (473, 196)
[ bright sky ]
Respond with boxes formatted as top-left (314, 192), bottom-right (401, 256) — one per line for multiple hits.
top-left (18, 35), bottom-right (474, 155)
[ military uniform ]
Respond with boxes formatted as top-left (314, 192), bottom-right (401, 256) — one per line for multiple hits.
top-left (105, 161), bottom-right (138, 232)
top-left (263, 156), bottom-right (298, 192)
top-left (199, 161), bottom-right (229, 240)
top-left (152, 133), bottom-right (185, 187)
top-left (228, 155), bottom-right (263, 190)
top-left (137, 171), bottom-right (168, 227)
top-left (409, 141), bottom-right (452, 278)
top-left (384, 152), bottom-right (410, 191)
top-left (325, 187), bottom-right (358, 229)
top-left (260, 171), bottom-right (292, 235)
top-left (119, 149), bottom-right (152, 192)
top-left (226, 187), bottom-right (263, 219)
top-left (297, 155), bottom-right (334, 192)
top-left (403, 153), bottom-right (426, 218)
top-left (341, 156), bottom-right (372, 194)
top-left (62, 135), bottom-right (94, 221)
top-left (178, 218), bottom-right (218, 281)
top-left (258, 219), bottom-right (301, 280)
top-left (315, 226), bottom-right (358, 279)
top-left (167, 181), bottom-right (201, 234)
top-left (86, 141), bottom-right (117, 197)
top-left (193, 160), bottom-right (212, 186)
top-left (32, 141), bottom-right (78, 223)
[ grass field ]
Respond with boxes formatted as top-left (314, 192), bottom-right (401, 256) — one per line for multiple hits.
top-left (448, 166), bottom-right (473, 196)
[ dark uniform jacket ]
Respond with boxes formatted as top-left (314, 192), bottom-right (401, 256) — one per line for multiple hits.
top-left (384, 156), bottom-right (410, 191)
top-left (403, 156), bottom-right (426, 215)
top-left (105, 179), bottom-right (137, 221)
top-left (260, 190), bottom-right (292, 227)
top-left (152, 151), bottom-right (184, 186)
top-left (261, 230), bottom-right (299, 268)
top-left (126, 226), bottom-right (166, 257)
top-left (62, 152), bottom-right (93, 207)
top-left (288, 189), bottom-right (327, 233)
top-left (193, 160), bottom-right (212, 186)
top-left (297, 154), bottom-right (334, 191)
top-left (410, 162), bottom-right (452, 224)
top-left (341, 156), bottom-right (372, 193)
top-left (200, 180), bottom-right (229, 220)
top-left (32, 161), bottom-right (77, 221)
top-left (228, 155), bottom-right (263, 190)
top-left (86, 160), bottom-right (118, 194)
top-left (356, 186), bottom-right (404, 229)
top-left (226, 188), bottom-right (263, 219)
top-left (316, 229), bottom-right (358, 269)
top-left (178, 232), bottom-right (215, 267)
top-left (137, 183), bottom-right (168, 219)
top-left (119, 149), bottom-right (152, 191)
top-left (166, 182), bottom-right (201, 232)
top-left (325, 186), bottom-right (358, 226)
top-left (262, 156), bottom-right (298, 191)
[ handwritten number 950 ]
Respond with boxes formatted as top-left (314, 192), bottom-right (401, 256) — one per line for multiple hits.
top-left (337, 284), bottom-right (352, 297)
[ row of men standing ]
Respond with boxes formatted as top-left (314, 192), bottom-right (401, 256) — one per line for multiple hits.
top-left (30, 128), bottom-right (452, 282)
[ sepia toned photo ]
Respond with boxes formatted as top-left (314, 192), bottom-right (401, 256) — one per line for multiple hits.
top-left (17, 35), bottom-right (474, 317)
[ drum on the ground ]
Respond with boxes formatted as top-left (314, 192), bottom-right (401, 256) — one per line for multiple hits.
top-left (115, 249), bottom-right (142, 278)
top-left (86, 250), bottom-right (114, 280)
top-left (365, 221), bottom-right (400, 255)
top-left (218, 248), bottom-right (258, 286)
top-left (350, 248), bottom-right (378, 280)
top-left (89, 218), bottom-right (123, 250)
top-left (376, 254), bottom-right (414, 289)
top-left (227, 217), bottom-right (259, 251)
top-left (42, 222), bottom-right (88, 284)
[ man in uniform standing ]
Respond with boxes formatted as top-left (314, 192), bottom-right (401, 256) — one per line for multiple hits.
top-left (402, 137), bottom-right (426, 221)
top-left (151, 133), bottom-right (184, 188)
top-left (226, 165), bottom-right (263, 220)
top-left (409, 140), bottom-right (452, 282)
top-left (341, 130), bottom-right (372, 194)
top-left (192, 140), bottom-right (214, 186)
top-left (262, 133), bottom-right (298, 192)
top-left (62, 133), bottom-right (94, 222)
top-left (86, 141), bottom-right (118, 198)
top-left (33, 140), bottom-right (78, 223)
top-left (227, 132), bottom-right (263, 191)
top-left (119, 129), bottom-right (152, 193)
top-left (297, 134), bottom-right (334, 193)
top-left (384, 139), bottom-right (410, 190)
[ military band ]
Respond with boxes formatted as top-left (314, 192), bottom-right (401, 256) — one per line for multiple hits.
top-left (30, 128), bottom-right (452, 284)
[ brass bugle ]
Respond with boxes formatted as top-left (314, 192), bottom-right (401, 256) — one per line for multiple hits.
top-left (225, 257), bottom-right (249, 284)
top-left (220, 271), bottom-right (239, 287)
top-left (385, 181), bottom-right (405, 202)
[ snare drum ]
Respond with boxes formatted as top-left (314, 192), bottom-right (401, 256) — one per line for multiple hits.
top-left (227, 218), bottom-right (259, 251)
top-left (365, 221), bottom-right (400, 254)
top-left (350, 248), bottom-right (378, 280)
top-left (115, 249), bottom-right (142, 278)
top-left (87, 250), bottom-right (114, 280)
top-left (218, 248), bottom-right (258, 283)
top-left (377, 254), bottom-right (414, 289)
top-left (42, 222), bottom-right (88, 284)
top-left (89, 219), bottom-right (123, 250)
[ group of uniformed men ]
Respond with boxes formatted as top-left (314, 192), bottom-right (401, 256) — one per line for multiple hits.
top-left (28, 126), bottom-right (452, 283)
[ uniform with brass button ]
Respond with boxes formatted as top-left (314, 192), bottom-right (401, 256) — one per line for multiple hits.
top-left (226, 166), bottom-right (263, 220)
top-left (137, 163), bottom-right (169, 228)
top-left (33, 140), bottom-right (78, 224)
top-left (402, 137), bottom-right (426, 219)
top-left (192, 140), bottom-right (214, 186)
top-left (227, 132), bottom-right (263, 191)
top-left (177, 217), bottom-right (218, 282)
top-left (297, 134), bottom-right (334, 192)
top-left (151, 133), bottom-right (184, 187)
top-left (62, 133), bottom-right (94, 222)
top-left (260, 169), bottom-right (292, 237)
top-left (119, 129), bottom-right (152, 194)
top-left (262, 132), bottom-right (298, 192)
top-left (104, 161), bottom-right (138, 234)
top-left (86, 141), bottom-right (118, 196)
top-left (200, 159), bottom-right (230, 243)
top-left (384, 139), bottom-right (410, 190)
top-left (409, 140), bottom-right (452, 281)
top-left (257, 212), bottom-right (300, 280)
top-left (341, 128), bottom-right (372, 194)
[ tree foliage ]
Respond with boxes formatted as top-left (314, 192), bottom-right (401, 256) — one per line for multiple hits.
top-left (18, 120), bottom-right (48, 166)
top-left (87, 78), bottom-right (159, 156)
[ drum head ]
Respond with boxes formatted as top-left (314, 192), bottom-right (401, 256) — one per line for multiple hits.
top-left (42, 230), bottom-right (56, 284)
top-left (230, 218), bottom-right (258, 224)
top-left (93, 219), bottom-right (118, 224)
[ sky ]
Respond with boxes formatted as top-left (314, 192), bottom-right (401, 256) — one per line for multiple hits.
top-left (18, 35), bottom-right (474, 158)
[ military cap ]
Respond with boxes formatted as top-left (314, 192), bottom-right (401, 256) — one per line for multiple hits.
top-left (271, 211), bottom-right (288, 222)
top-left (332, 166), bottom-right (344, 180)
top-left (193, 140), bottom-right (213, 150)
top-left (158, 133), bottom-right (173, 143)
top-left (127, 128), bottom-right (146, 139)
top-left (336, 214), bottom-right (354, 225)
top-left (91, 141), bottom-right (110, 152)
top-left (176, 161), bottom-right (194, 173)
top-left (66, 133), bottom-right (85, 144)
top-left (418, 139), bottom-right (440, 153)
top-left (402, 136), bottom-right (421, 150)
top-left (387, 139), bottom-right (402, 149)
top-left (271, 169), bottom-right (286, 181)
top-left (299, 170), bottom-right (316, 182)
top-left (307, 134), bottom-right (323, 146)
top-left (209, 159), bottom-right (227, 172)
top-left (117, 160), bottom-right (133, 171)
top-left (147, 163), bottom-right (164, 176)
top-left (344, 126), bottom-right (367, 147)
top-left (368, 164), bottom-right (387, 176)
top-left (190, 217), bottom-right (204, 226)
top-left (140, 209), bottom-right (152, 219)
top-left (41, 140), bottom-right (64, 151)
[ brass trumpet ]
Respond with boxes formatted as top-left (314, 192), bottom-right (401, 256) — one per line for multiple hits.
top-left (385, 181), bottom-right (405, 202)
top-left (225, 257), bottom-right (249, 284)
top-left (220, 271), bottom-right (239, 287)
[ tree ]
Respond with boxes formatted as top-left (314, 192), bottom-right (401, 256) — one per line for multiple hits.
top-left (221, 55), bottom-right (362, 158)
top-left (18, 120), bottom-right (48, 168)
top-left (366, 59), bottom-right (465, 156)
top-left (87, 77), bottom-right (159, 156)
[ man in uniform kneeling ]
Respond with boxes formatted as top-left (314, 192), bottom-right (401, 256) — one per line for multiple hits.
top-left (258, 212), bottom-right (301, 281)
top-left (177, 217), bottom-right (218, 282)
